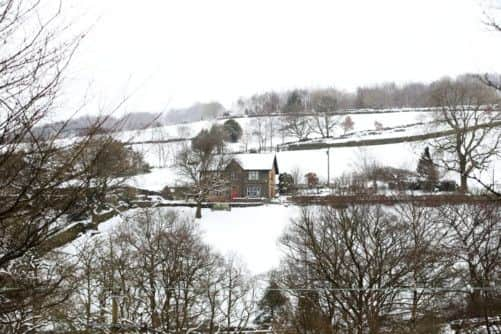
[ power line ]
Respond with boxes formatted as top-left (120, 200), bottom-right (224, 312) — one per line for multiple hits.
top-left (2, 285), bottom-right (501, 294)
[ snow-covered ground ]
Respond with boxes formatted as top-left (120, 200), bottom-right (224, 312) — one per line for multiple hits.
top-left (62, 205), bottom-right (301, 275)
top-left (126, 165), bottom-right (181, 191)
top-left (198, 204), bottom-right (300, 274)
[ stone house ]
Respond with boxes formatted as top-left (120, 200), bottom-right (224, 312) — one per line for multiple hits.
top-left (207, 153), bottom-right (279, 201)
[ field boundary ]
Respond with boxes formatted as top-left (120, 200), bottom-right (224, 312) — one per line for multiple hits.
top-left (285, 120), bottom-right (501, 150)
top-left (291, 193), bottom-right (501, 207)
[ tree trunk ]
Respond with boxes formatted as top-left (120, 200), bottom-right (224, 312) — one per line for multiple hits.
top-left (111, 294), bottom-right (118, 334)
top-left (460, 173), bottom-right (468, 193)
top-left (458, 154), bottom-right (468, 193)
top-left (411, 289), bottom-right (418, 333)
top-left (457, 140), bottom-right (468, 193)
top-left (195, 204), bottom-right (202, 219)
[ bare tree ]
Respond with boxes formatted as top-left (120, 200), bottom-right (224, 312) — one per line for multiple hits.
top-left (394, 203), bottom-right (453, 333)
top-left (340, 116), bottom-right (355, 134)
top-left (283, 116), bottom-right (312, 141)
top-left (218, 255), bottom-right (257, 332)
top-left (0, 1), bottom-right (131, 330)
top-left (266, 116), bottom-right (277, 150)
top-left (62, 209), bottom-right (259, 334)
top-left (177, 125), bottom-right (191, 139)
top-left (429, 76), bottom-right (501, 192)
top-left (282, 90), bottom-right (312, 141)
top-left (311, 92), bottom-right (340, 138)
top-left (437, 204), bottom-right (501, 334)
top-left (290, 166), bottom-right (303, 187)
top-left (240, 128), bottom-right (251, 152)
top-left (176, 133), bottom-right (231, 218)
top-left (280, 206), bottom-right (412, 334)
top-left (251, 117), bottom-right (268, 152)
top-left (152, 126), bottom-right (171, 167)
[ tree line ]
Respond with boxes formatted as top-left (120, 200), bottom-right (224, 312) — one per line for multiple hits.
top-left (4, 203), bottom-right (501, 334)
top-left (7, 209), bottom-right (257, 334)
top-left (263, 202), bottom-right (501, 334)
top-left (236, 74), bottom-right (501, 116)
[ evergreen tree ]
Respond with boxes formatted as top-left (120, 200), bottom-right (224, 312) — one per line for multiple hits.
top-left (283, 90), bottom-right (306, 114)
top-left (278, 173), bottom-right (294, 194)
top-left (255, 280), bottom-right (288, 327)
top-left (223, 119), bottom-right (243, 142)
top-left (417, 146), bottom-right (439, 191)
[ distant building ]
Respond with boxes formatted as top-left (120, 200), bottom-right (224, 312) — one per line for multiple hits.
top-left (207, 153), bottom-right (279, 201)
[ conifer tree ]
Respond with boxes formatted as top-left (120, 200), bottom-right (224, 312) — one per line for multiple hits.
top-left (417, 147), bottom-right (439, 191)
top-left (255, 280), bottom-right (288, 327)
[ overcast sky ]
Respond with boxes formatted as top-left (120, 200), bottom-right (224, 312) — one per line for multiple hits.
top-left (62, 0), bottom-right (501, 117)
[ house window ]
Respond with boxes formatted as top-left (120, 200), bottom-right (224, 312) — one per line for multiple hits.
top-left (210, 189), bottom-right (226, 196)
top-left (246, 186), bottom-right (261, 198)
top-left (248, 171), bottom-right (259, 180)
top-left (231, 171), bottom-right (237, 180)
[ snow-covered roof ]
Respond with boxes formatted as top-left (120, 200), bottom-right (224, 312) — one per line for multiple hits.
top-left (232, 153), bottom-right (278, 172)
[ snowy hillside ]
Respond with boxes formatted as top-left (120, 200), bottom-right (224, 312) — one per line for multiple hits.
top-left (116, 110), bottom-right (433, 145)
top-left (119, 109), bottom-right (501, 192)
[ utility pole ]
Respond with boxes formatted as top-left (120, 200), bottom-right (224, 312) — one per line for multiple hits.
top-left (326, 148), bottom-right (330, 187)
top-left (492, 165), bottom-right (496, 192)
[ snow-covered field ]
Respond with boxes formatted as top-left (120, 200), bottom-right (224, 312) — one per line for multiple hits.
top-left (63, 205), bottom-right (301, 275)
top-left (198, 205), bottom-right (300, 274)
top-left (115, 111), bottom-right (434, 144)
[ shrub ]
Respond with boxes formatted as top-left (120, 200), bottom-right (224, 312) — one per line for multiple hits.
top-left (437, 180), bottom-right (458, 192)
top-left (161, 186), bottom-right (173, 200)
top-left (305, 172), bottom-right (319, 189)
top-left (341, 116), bottom-right (355, 134)
top-left (192, 125), bottom-right (225, 154)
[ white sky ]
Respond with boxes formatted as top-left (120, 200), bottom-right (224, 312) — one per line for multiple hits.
top-left (61, 0), bottom-right (501, 117)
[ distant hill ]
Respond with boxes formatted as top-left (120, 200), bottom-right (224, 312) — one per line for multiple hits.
top-left (119, 112), bottom-right (163, 130)
top-left (163, 102), bottom-right (226, 124)
top-left (31, 115), bottom-right (119, 139)
top-left (30, 102), bottom-right (227, 140)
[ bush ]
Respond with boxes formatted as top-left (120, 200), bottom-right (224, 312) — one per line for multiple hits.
top-left (437, 180), bottom-right (458, 192)
top-left (305, 172), bottom-right (319, 189)
top-left (82, 138), bottom-right (151, 178)
top-left (161, 186), bottom-right (173, 200)
top-left (192, 125), bottom-right (225, 153)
